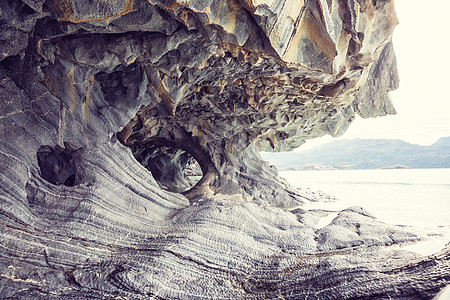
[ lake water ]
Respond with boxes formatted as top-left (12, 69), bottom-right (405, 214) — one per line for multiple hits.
top-left (280, 169), bottom-right (450, 255)
top-left (280, 168), bottom-right (450, 227)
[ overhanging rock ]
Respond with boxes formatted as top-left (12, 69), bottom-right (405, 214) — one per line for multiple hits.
top-left (0, 0), bottom-right (448, 298)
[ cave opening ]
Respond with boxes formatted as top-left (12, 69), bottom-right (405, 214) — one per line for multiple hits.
top-left (130, 143), bottom-right (204, 193)
top-left (37, 145), bottom-right (78, 186)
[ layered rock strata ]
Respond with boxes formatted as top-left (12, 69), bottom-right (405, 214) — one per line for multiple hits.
top-left (0, 0), bottom-right (448, 298)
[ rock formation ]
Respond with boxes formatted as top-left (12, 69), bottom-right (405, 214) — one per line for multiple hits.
top-left (0, 0), bottom-right (448, 298)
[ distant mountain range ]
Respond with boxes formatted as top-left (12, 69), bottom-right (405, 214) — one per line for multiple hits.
top-left (260, 137), bottom-right (450, 170)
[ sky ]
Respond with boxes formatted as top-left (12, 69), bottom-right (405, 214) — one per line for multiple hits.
top-left (298, 0), bottom-right (450, 151)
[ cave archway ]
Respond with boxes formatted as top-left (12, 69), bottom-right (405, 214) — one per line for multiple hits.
top-left (37, 145), bottom-right (78, 186)
top-left (129, 142), bottom-right (204, 193)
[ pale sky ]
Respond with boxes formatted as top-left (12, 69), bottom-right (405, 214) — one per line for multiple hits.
top-left (299, 0), bottom-right (450, 151)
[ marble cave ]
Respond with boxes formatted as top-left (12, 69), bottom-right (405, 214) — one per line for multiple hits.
top-left (0, 0), bottom-right (449, 298)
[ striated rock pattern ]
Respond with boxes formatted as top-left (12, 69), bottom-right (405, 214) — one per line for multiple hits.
top-left (0, 0), bottom-right (449, 298)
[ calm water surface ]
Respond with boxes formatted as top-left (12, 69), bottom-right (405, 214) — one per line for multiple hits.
top-left (280, 168), bottom-right (450, 228)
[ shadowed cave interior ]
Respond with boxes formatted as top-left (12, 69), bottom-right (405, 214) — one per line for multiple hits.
top-left (37, 145), bottom-right (79, 187)
top-left (37, 138), bottom-right (205, 193)
top-left (2, 0), bottom-right (449, 298)
top-left (127, 141), bottom-right (204, 193)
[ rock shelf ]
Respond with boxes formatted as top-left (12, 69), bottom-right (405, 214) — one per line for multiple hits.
top-left (0, 0), bottom-right (448, 298)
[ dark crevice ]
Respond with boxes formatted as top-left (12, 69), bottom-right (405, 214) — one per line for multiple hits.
top-left (36, 145), bottom-right (79, 186)
top-left (3, 0), bottom-right (36, 22)
top-left (95, 71), bottom-right (129, 105)
top-left (129, 141), bottom-right (204, 193)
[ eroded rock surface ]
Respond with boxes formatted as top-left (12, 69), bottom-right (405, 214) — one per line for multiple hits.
top-left (0, 0), bottom-right (448, 298)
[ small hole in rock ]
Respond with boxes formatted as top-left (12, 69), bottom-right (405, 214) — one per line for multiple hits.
top-left (37, 145), bottom-right (78, 186)
top-left (130, 144), bottom-right (203, 193)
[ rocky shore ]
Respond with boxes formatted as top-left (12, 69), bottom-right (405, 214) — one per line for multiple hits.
top-left (0, 0), bottom-right (448, 298)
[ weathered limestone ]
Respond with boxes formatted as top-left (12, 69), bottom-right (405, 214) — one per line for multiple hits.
top-left (0, 0), bottom-right (448, 298)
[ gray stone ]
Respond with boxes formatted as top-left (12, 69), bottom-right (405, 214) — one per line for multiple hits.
top-left (0, 0), bottom-right (448, 298)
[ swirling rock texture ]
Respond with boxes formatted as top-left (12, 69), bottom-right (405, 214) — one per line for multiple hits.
top-left (0, 0), bottom-right (449, 298)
